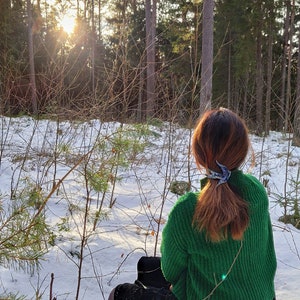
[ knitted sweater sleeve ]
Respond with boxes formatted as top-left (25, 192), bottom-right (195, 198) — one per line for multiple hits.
top-left (161, 193), bottom-right (196, 295)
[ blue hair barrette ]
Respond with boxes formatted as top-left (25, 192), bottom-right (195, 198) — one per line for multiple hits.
top-left (207, 161), bottom-right (231, 186)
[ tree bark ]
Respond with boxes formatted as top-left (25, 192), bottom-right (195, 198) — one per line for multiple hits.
top-left (293, 31), bottom-right (300, 146)
top-left (227, 34), bottom-right (231, 109)
top-left (26, 0), bottom-right (38, 114)
top-left (145, 0), bottom-right (156, 118)
top-left (255, 17), bottom-right (263, 136)
top-left (279, 2), bottom-right (291, 131)
top-left (199, 0), bottom-right (214, 115)
top-left (265, 2), bottom-right (274, 135)
top-left (91, 0), bottom-right (96, 95)
top-left (285, 0), bottom-right (295, 132)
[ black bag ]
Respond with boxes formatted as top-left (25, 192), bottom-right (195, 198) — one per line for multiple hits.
top-left (135, 256), bottom-right (171, 289)
top-left (113, 282), bottom-right (176, 300)
top-left (112, 256), bottom-right (176, 300)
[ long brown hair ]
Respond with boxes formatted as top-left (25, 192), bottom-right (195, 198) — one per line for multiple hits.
top-left (192, 108), bottom-right (250, 242)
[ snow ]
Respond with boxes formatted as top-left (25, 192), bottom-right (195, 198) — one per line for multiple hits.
top-left (0, 116), bottom-right (299, 299)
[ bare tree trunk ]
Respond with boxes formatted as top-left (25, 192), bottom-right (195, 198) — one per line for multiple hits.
top-left (285, 0), bottom-right (295, 132)
top-left (279, 2), bottom-right (291, 131)
top-left (137, 63), bottom-right (144, 122)
top-left (188, 2), bottom-right (200, 125)
top-left (242, 73), bottom-right (249, 120)
top-left (77, 0), bottom-right (80, 18)
top-left (265, 3), bottom-right (274, 135)
top-left (199, 0), bottom-right (214, 115)
top-left (293, 30), bottom-right (300, 146)
top-left (83, 0), bottom-right (87, 21)
top-left (145, 0), bottom-right (156, 118)
top-left (26, 0), bottom-right (37, 114)
top-left (227, 35), bottom-right (231, 109)
top-left (255, 20), bottom-right (264, 136)
top-left (90, 0), bottom-right (96, 95)
top-left (98, 0), bottom-right (102, 40)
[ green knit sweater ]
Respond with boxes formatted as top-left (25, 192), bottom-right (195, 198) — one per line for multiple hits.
top-left (161, 170), bottom-right (277, 300)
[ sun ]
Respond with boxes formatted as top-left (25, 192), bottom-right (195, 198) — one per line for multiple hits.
top-left (60, 15), bottom-right (76, 35)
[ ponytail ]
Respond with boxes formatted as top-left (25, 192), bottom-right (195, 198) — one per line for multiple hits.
top-left (192, 108), bottom-right (250, 242)
top-left (193, 181), bottom-right (249, 242)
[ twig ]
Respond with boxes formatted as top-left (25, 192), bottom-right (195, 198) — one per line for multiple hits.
top-left (107, 247), bottom-right (147, 286)
top-left (50, 273), bottom-right (54, 300)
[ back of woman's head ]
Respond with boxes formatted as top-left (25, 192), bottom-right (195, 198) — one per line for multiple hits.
top-left (192, 108), bottom-right (250, 242)
top-left (192, 108), bottom-right (249, 172)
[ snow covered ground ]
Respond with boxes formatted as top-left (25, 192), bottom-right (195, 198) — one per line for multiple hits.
top-left (0, 116), bottom-right (299, 299)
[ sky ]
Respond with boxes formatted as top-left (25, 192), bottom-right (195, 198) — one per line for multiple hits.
top-left (44, 0), bottom-right (111, 36)
top-left (0, 116), bottom-right (299, 299)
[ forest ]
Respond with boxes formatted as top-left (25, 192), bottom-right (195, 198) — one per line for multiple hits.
top-left (1, 0), bottom-right (300, 143)
top-left (0, 1), bottom-right (300, 299)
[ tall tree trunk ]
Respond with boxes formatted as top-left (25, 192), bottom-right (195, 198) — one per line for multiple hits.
top-left (242, 73), bottom-right (250, 120)
top-left (265, 0), bottom-right (274, 135)
top-left (292, 26), bottom-right (300, 146)
top-left (26, 0), bottom-right (37, 114)
top-left (279, 1), bottom-right (291, 131)
top-left (199, 0), bottom-right (214, 115)
top-left (90, 0), bottom-right (96, 95)
top-left (189, 2), bottom-right (200, 125)
top-left (265, 33), bottom-right (272, 135)
top-left (77, 0), bottom-right (80, 18)
top-left (227, 34), bottom-right (231, 109)
top-left (255, 16), bottom-right (263, 136)
top-left (137, 61), bottom-right (144, 122)
top-left (285, 0), bottom-right (295, 132)
top-left (145, 0), bottom-right (156, 118)
top-left (98, 0), bottom-right (102, 40)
